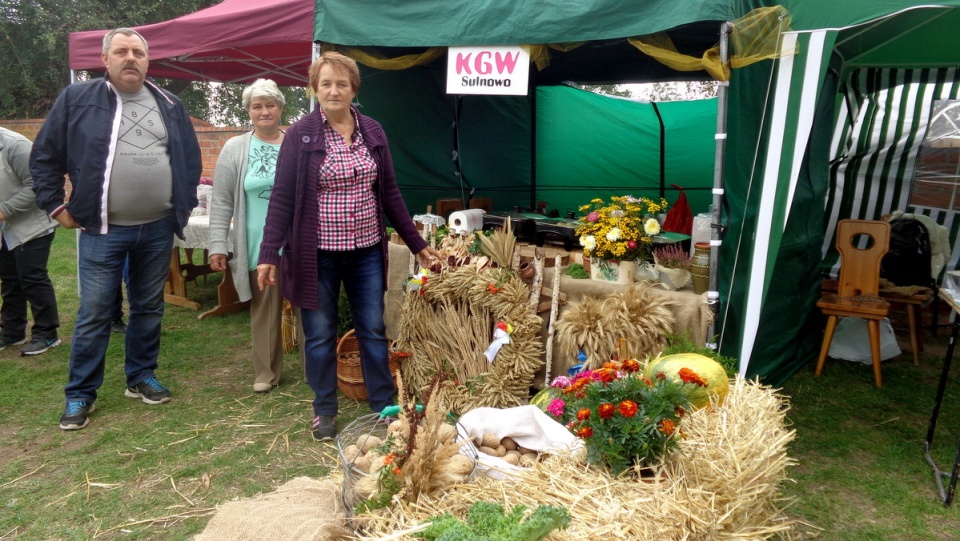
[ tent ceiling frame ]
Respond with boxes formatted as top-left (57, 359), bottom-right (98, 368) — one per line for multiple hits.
top-left (835, 8), bottom-right (952, 68)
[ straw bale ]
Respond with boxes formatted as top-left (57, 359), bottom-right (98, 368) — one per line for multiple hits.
top-left (353, 378), bottom-right (798, 540)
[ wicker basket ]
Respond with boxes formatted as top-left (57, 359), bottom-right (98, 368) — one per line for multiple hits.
top-left (336, 329), bottom-right (401, 401)
top-left (337, 413), bottom-right (479, 513)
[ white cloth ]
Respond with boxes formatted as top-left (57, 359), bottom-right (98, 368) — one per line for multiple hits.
top-left (458, 405), bottom-right (583, 479)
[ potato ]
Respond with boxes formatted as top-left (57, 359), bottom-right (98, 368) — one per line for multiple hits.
top-left (481, 433), bottom-right (500, 449)
top-left (353, 455), bottom-right (372, 473)
top-left (437, 423), bottom-right (457, 443)
top-left (517, 445), bottom-right (535, 454)
top-left (440, 454), bottom-right (475, 476)
top-left (505, 450), bottom-right (521, 460)
top-left (495, 445), bottom-right (507, 457)
top-left (501, 437), bottom-right (519, 451)
top-left (478, 445), bottom-right (499, 456)
top-left (502, 453), bottom-right (520, 466)
top-left (342, 444), bottom-right (361, 463)
top-left (357, 434), bottom-right (382, 454)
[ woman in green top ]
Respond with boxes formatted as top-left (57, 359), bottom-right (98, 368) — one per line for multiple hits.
top-left (208, 79), bottom-right (287, 393)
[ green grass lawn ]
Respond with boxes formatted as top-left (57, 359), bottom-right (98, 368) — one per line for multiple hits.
top-left (1, 230), bottom-right (960, 539)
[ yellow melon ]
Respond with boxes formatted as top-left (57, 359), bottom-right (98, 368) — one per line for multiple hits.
top-left (644, 353), bottom-right (730, 409)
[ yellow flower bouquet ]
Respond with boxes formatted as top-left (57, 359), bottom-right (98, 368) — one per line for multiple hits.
top-left (576, 195), bottom-right (668, 261)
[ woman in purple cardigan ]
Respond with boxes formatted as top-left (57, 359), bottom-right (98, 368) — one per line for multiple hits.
top-left (256, 52), bottom-right (438, 442)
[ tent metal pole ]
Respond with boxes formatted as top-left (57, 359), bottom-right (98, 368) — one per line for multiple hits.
top-left (651, 102), bottom-right (666, 201)
top-left (707, 21), bottom-right (732, 343)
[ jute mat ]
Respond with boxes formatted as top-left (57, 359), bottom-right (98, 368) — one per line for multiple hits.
top-left (194, 477), bottom-right (353, 541)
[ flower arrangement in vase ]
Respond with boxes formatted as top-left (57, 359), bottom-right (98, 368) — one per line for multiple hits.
top-left (545, 358), bottom-right (705, 475)
top-left (576, 195), bottom-right (668, 284)
top-left (652, 244), bottom-right (691, 290)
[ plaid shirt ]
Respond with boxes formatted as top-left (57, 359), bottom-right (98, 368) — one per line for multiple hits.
top-left (316, 108), bottom-right (380, 251)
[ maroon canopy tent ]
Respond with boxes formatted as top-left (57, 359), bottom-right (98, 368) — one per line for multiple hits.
top-left (68, 0), bottom-right (315, 86)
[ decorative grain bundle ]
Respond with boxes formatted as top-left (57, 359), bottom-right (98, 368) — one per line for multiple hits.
top-left (556, 282), bottom-right (673, 369)
top-left (396, 266), bottom-right (543, 414)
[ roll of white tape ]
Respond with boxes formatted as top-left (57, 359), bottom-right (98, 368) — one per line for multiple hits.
top-left (448, 209), bottom-right (485, 234)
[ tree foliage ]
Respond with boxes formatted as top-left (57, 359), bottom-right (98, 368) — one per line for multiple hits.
top-left (0, 0), bottom-right (307, 123)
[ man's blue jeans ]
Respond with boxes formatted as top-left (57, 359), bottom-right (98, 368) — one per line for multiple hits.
top-left (65, 219), bottom-right (174, 402)
top-left (300, 243), bottom-right (394, 417)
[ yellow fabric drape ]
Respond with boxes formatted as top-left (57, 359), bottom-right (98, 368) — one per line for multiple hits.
top-left (628, 6), bottom-right (794, 82)
top-left (523, 42), bottom-right (586, 71)
top-left (321, 43), bottom-right (445, 70)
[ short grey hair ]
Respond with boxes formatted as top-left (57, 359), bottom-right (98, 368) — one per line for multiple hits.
top-left (242, 79), bottom-right (285, 110)
top-left (102, 28), bottom-right (149, 56)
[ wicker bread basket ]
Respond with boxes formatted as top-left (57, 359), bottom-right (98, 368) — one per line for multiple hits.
top-left (336, 329), bottom-right (401, 401)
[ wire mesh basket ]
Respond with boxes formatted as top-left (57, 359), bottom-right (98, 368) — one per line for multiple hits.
top-left (336, 412), bottom-right (480, 513)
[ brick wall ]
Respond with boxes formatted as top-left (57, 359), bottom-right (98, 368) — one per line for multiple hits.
top-left (0, 118), bottom-right (263, 179)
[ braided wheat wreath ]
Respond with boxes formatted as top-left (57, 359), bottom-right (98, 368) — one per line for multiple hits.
top-left (396, 266), bottom-right (543, 414)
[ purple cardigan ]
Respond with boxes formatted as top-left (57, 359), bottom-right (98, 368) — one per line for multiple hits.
top-left (258, 107), bottom-right (427, 309)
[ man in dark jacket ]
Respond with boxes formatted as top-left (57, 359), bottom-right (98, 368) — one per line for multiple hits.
top-left (30, 27), bottom-right (201, 430)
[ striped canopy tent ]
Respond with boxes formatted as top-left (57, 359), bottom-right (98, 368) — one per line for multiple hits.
top-left (721, 2), bottom-right (960, 383)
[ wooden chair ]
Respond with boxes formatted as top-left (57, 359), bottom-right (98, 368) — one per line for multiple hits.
top-left (815, 220), bottom-right (891, 387)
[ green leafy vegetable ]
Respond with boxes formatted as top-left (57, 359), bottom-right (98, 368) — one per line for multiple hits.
top-left (417, 501), bottom-right (570, 541)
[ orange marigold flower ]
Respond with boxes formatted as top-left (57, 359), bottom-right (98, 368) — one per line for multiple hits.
top-left (655, 371), bottom-right (667, 380)
top-left (619, 400), bottom-right (638, 418)
top-left (595, 369), bottom-right (615, 383)
top-left (598, 403), bottom-right (615, 419)
top-left (383, 453), bottom-right (396, 465)
top-left (393, 467), bottom-right (401, 475)
top-left (643, 377), bottom-right (653, 386)
top-left (487, 283), bottom-right (500, 293)
top-left (659, 418), bottom-right (677, 436)
top-left (577, 426), bottom-right (594, 438)
top-left (576, 408), bottom-right (592, 421)
top-left (678, 367), bottom-right (708, 387)
top-left (603, 361), bottom-right (619, 370)
top-left (621, 359), bottom-right (641, 373)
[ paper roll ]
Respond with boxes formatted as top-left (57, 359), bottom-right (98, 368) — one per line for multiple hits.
top-left (448, 209), bottom-right (485, 234)
top-left (691, 213), bottom-right (712, 245)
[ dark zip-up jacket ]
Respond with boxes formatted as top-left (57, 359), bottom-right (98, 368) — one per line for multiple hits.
top-left (29, 77), bottom-right (201, 238)
top-left (258, 107), bottom-right (427, 309)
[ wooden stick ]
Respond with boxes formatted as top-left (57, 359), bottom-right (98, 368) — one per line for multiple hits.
top-left (544, 254), bottom-right (563, 386)
top-left (527, 248), bottom-right (545, 308)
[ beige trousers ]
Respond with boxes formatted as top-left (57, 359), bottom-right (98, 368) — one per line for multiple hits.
top-left (249, 269), bottom-right (284, 386)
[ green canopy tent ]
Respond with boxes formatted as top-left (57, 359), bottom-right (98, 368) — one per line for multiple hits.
top-left (315, 0), bottom-right (960, 384)
top-left (721, 2), bottom-right (960, 383)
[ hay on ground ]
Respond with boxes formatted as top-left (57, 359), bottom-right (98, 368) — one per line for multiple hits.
top-left (354, 378), bottom-right (799, 540)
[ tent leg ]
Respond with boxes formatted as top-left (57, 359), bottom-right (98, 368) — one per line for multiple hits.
top-left (707, 21), bottom-right (732, 344)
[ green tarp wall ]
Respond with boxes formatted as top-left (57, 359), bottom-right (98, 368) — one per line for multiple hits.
top-left (357, 64), bottom-right (717, 216)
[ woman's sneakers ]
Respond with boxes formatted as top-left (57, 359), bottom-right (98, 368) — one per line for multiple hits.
top-left (311, 415), bottom-right (336, 441)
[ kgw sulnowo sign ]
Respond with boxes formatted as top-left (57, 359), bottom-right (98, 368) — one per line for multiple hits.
top-left (446, 45), bottom-right (530, 96)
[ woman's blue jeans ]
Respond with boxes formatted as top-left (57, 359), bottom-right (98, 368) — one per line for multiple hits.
top-left (65, 219), bottom-right (174, 402)
top-left (300, 243), bottom-right (394, 417)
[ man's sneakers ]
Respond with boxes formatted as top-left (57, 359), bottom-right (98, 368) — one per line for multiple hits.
top-left (20, 337), bottom-right (62, 356)
top-left (60, 401), bottom-right (95, 430)
top-left (312, 415), bottom-right (337, 441)
top-left (124, 377), bottom-right (172, 404)
top-left (0, 334), bottom-right (27, 351)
